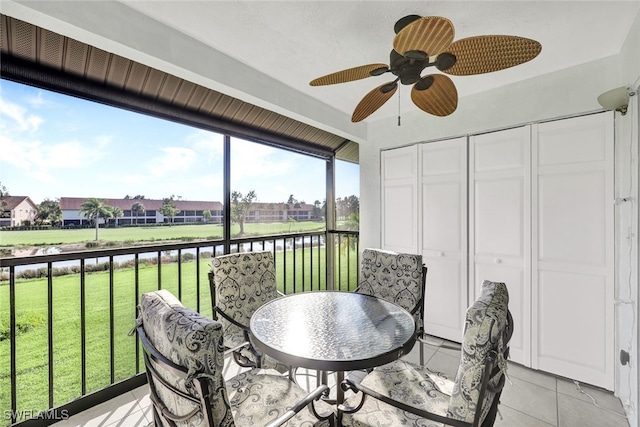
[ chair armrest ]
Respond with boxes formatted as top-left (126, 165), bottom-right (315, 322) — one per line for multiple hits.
top-left (264, 384), bottom-right (332, 427)
top-left (214, 306), bottom-right (250, 332)
top-left (338, 379), bottom-right (471, 427)
top-left (223, 341), bottom-right (251, 358)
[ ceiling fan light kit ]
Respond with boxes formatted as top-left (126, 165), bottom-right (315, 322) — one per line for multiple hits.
top-left (310, 14), bottom-right (542, 122)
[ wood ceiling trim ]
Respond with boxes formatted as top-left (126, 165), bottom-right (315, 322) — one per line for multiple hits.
top-left (0, 14), bottom-right (358, 163)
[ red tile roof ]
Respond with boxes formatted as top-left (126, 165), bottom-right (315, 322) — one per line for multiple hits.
top-left (59, 197), bottom-right (223, 211)
top-left (1, 196), bottom-right (35, 211)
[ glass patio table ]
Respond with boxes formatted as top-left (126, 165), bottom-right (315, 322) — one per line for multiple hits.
top-left (249, 291), bottom-right (416, 404)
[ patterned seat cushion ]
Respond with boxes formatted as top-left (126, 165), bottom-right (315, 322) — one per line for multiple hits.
top-left (140, 289), bottom-right (234, 427)
top-left (341, 360), bottom-right (453, 427)
top-left (140, 290), bottom-right (332, 427)
top-left (226, 369), bottom-right (333, 427)
top-left (447, 281), bottom-right (509, 424)
top-left (357, 248), bottom-right (424, 327)
top-left (341, 281), bottom-right (510, 427)
top-left (211, 251), bottom-right (287, 371)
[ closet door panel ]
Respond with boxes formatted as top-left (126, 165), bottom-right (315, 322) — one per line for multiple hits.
top-left (532, 112), bottom-right (614, 390)
top-left (475, 178), bottom-right (525, 257)
top-left (538, 171), bottom-right (606, 264)
top-left (470, 127), bottom-right (530, 365)
top-left (422, 180), bottom-right (463, 252)
top-left (538, 270), bottom-right (608, 374)
top-left (424, 258), bottom-right (466, 339)
top-left (421, 138), bottom-right (468, 342)
top-left (381, 146), bottom-right (418, 253)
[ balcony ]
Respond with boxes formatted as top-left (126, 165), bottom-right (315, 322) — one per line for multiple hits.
top-left (2, 228), bottom-right (631, 427)
top-left (44, 338), bottom-right (632, 427)
top-left (1, 230), bottom-right (359, 426)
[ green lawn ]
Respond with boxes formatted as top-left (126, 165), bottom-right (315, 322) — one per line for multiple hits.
top-left (0, 246), bottom-right (357, 424)
top-left (0, 222), bottom-right (326, 247)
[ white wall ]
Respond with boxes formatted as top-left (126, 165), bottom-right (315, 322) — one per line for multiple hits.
top-left (360, 9), bottom-right (640, 425)
top-left (616, 9), bottom-right (640, 425)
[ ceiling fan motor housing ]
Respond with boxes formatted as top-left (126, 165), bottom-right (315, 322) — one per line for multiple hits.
top-left (389, 49), bottom-right (430, 85)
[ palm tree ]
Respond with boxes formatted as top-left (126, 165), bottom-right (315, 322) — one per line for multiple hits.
top-left (80, 198), bottom-right (112, 241)
top-left (131, 202), bottom-right (145, 225)
top-left (110, 206), bottom-right (124, 227)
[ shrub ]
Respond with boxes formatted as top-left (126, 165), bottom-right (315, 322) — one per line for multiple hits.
top-left (0, 312), bottom-right (45, 341)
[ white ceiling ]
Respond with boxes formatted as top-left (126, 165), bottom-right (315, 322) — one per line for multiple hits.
top-left (3, 0), bottom-right (640, 141)
top-left (116, 0), bottom-right (640, 123)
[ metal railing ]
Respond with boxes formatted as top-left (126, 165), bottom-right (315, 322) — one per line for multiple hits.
top-left (0, 230), bottom-right (358, 425)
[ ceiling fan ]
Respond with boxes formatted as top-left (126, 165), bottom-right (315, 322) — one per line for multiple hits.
top-left (310, 15), bottom-right (542, 122)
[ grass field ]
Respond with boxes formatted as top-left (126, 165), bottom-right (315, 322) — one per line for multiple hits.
top-left (0, 246), bottom-right (358, 424)
top-left (0, 222), bottom-right (327, 247)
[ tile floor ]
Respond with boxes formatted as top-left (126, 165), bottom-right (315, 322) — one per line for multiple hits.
top-left (54, 337), bottom-right (630, 427)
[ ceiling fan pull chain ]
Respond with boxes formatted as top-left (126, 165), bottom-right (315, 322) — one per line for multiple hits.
top-left (398, 87), bottom-right (402, 126)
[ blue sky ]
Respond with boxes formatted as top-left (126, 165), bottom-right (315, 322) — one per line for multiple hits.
top-left (0, 80), bottom-right (359, 205)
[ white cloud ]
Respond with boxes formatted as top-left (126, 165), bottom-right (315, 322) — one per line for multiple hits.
top-left (147, 147), bottom-right (197, 177)
top-left (26, 91), bottom-right (52, 108)
top-left (0, 132), bottom-right (110, 187)
top-left (186, 130), bottom-right (224, 161)
top-left (230, 139), bottom-right (294, 179)
top-left (0, 97), bottom-right (43, 132)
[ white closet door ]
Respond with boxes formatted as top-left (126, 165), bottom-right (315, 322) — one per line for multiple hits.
top-left (470, 127), bottom-right (531, 366)
top-left (532, 113), bottom-right (614, 389)
top-left (381, 145), bottom-right (418, 253)
top-left (420, 138), bottom-right (468, 342)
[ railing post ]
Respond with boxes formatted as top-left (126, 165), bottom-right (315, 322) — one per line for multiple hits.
top-left (223, 135), bottom-right (231, 254)
top-left (326, 157), bottom-right (336, 290)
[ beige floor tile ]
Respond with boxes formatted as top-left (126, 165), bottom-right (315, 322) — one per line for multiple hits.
top-left (508, 362), bottom-right (557, 391)
top-left (494, 405), bottom-right (556, 427)
top-left (55, 391), bottom-right (141, 427)
top-left (104, 409), bottom-right (150, 427)
top-left (423, 351), bottom-right (460, 378)
top-left (499, 376), bottom-right (558, 426)
top-left (557, 378), bottom-right (626, 413)
top-left (557, 393), bottom-right (630, 427)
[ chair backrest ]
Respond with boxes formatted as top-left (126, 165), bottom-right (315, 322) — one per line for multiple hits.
top-left (357, 248), bottom-right (426, 330)
top-left (137, 289), bottom-right (235, 427)
top-left (210, 251), bottom-right (279, 328)
top-left (447, 280), bottom-right (511, 426)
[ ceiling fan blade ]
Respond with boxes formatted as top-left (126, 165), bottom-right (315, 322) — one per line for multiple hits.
top-left (393, 16), bottom-right (455, 57)
top-left (442, 35), bottom-right (542, 76)
top-left (411, 74), bottom-right (458, 117)
top-left (310, 64), bottom-right (389, 86)
top-left (352, 82), bottom-right (397, 122)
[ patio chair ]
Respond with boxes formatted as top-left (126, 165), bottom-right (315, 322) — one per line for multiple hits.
top-left (338, 280), bottom-right (512, 427)
top-left (355, 248), bottom-right (427, 364)
top-left (135, 289), bottom-right (335, 427)
top-left (209, 251), bottom-right (288, 372)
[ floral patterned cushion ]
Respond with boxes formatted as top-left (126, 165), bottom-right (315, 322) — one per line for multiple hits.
top-left (226, 369), bottom-right (333, 427)
top-left (357, 248), bottom-right (425, 328)
top-left (341, 360), bottom-right (454, 427)
top-left (211, 251), bottom-right (286, 371)
top-left (447, 280), bottom-right (509, 424)
top-left (139, 290), bottom-right (333, 427)
top-left (341, 280), bottom-right (509, 427)
top-left (139, 289), bottom-right (234, 427)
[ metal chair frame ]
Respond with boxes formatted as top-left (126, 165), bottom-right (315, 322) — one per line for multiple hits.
top-left (208, 251), bottom-right (285, 369)
top-left (337, 310), bottom-right (514, 427)
top-left (137, 323), bottom-right (333, 427)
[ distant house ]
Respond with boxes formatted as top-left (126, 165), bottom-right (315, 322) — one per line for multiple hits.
top-left (59, 197), bottom-right (224, 226)
top-left (0, 196), bottom-right (39, 227)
